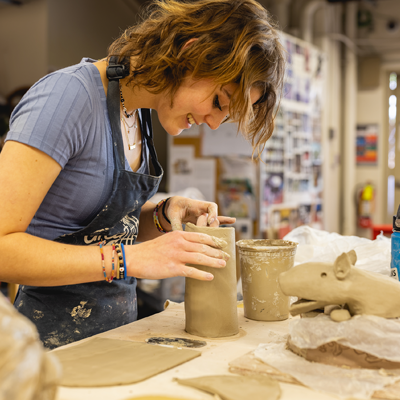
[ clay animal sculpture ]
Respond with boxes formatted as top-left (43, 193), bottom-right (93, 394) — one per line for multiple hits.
top-left (278, 250), bottom-right (400, 321)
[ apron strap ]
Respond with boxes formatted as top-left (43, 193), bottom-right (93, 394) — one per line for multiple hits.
top-left (139, 109), bottom-right (163, 176)
top-left (106, 57), bottom-right (163, 177)
top-left (106, 56), bottom-right (130, 170)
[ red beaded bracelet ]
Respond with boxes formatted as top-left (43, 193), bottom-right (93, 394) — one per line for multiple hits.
top-left (98, 241), bottom-right (113, 283)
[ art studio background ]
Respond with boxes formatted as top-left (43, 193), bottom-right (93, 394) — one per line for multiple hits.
top-left (1, 0), bottom-right (400, 314)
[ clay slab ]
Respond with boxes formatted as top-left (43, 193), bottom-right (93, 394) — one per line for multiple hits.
top-left (52, 337), bottom-right (200, 387)
top-left (176, 374), bottom-right (281, 400)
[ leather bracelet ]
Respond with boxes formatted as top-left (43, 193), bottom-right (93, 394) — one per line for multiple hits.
top-left (162, 197), bottom-right (171, 225)
top-left (153, 198), bottom-right (171, 233)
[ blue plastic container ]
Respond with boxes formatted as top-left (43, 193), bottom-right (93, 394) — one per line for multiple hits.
top-left (391, 231), bottom-right (400, 280)
top-left (391, 206), bottom-right (400, 280)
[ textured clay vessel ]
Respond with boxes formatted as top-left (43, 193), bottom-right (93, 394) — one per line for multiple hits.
top-left (236, 239), bottom-right (297, 321)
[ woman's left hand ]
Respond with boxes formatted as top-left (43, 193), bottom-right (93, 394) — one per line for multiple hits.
top-left (165, 196), bottom-right (235, 231)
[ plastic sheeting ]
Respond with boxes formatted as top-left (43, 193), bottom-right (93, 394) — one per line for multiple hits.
top-left (254, 331), bottom-right (400, 399)
top-left (290, 314), bottom-right (400, 362)
top-left (258, 227), bottom-right (400, 398)
top-left (284, 226), bottom-right (391, 276)
top-left (0, 292), bottom-right (61, 400)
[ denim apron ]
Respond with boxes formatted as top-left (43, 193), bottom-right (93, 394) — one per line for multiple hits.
top-left (15, 58), bottom-right (163, 349)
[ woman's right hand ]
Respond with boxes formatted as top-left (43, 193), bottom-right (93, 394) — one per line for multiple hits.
top-left (125, 230), bottom-right (230, 281)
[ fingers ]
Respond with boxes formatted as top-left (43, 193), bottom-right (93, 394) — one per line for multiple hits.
top-left (170, 217), bottom-right (183, 232)
top-left (206, 204), bottom-right (218, 225)
top-left (184, 250), bottom-right (227, 269)
top-left (217, 216), bottom-right (236, 225)
top-left (179, 233), bottom-right (230, 270)
top-left (182, 266), bottom-right (214, 281)
top-left (128, 229), bottom-right (233, 282)
top-left (196, 213), bottom-right (208, 226)
top-left (183, 231), bottom-right (227, 249)
top-left (208, 218), bottom-right (220, 228)
top-left (172, 231), bottom-right (230, 269)
top-left (184, 240), bottom-right (230, 262)
top-left (167, 196), bottom-right (231, 230)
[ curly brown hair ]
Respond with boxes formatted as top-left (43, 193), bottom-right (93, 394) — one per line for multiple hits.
top-left (108, 0), bottom-right (286, 157)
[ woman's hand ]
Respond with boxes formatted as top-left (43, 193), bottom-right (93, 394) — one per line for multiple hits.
top-left (165, 196), bottom-right (235, 231)
top-left (126, 230), bottom-right (230, 281)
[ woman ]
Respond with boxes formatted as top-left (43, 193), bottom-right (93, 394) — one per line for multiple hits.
top-left (0, 0), bottom-right (285, 349)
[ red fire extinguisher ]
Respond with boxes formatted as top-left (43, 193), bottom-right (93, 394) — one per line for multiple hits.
top-left (356, 182), bottom-right (374, 228)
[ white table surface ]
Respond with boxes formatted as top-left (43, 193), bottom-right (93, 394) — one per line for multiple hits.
top-left (55, 302), bottom-right (337, 400)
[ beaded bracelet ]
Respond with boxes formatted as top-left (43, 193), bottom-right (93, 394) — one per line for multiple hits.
top-left (111, 244), bottom-right (116, 282)
top-left (98, 241), bottom-right (113, 283)
top-left (121, 243), bottom-right (127, 280)
top-left (115, 244), bottom-right (125, 280)
top-left (153, 198), bottom-right (171, 233)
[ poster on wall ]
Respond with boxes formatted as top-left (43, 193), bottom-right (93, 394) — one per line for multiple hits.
top-left (356, 124), bottom-right (378, 165)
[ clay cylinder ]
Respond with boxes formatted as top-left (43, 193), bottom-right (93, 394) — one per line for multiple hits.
top-left (184, 223), bottom-right (239, 338)
top-left (236, 239), bottom-right (297, 321)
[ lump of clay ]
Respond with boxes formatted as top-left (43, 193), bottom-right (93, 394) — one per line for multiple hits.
top-left (279, 250), bottom-right (400, 319)
top-left (287, 336), bottom-right (400, 369)
top-left (0, 292), bottom-right (61, 399)
top-left (287, 314), bottom-right (400, 369)
top-left (330, 309), bottom-right (351, 322)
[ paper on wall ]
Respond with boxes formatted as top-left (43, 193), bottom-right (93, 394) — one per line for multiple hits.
top-left (201, 124), bottom-right (252, 157)
top-left (192, 158), bottom-right (216, 202)
top-left (169, 145), bottom-right (216, 202)
top-left (169, 145), bottom-right (195, 194)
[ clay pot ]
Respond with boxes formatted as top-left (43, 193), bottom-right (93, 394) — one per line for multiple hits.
top-left (236, 239), bottom-right (297, 321)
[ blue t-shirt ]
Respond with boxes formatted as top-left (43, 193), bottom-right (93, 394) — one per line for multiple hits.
top-left (6, 58), bottom-right (149, 240)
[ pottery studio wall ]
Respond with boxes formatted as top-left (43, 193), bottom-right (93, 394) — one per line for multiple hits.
top-left (169, 0), bottom-right (400, 240)
top-left (1, 0), bottom-right (400, 238)
top-left (261, 0), bottom-right (400, 239)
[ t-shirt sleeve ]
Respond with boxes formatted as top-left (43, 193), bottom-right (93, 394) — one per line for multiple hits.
top-left (6, 72), bottom-right (93, 168)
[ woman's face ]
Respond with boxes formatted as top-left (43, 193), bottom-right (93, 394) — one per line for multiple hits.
top-left (155, 75), bottom-right (261, 136)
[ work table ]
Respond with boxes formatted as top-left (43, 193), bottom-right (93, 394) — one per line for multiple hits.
top-left (54, 302), bottom-right (339, 400)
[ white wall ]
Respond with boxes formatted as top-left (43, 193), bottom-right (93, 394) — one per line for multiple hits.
top-left (321, 37), bottom-right (342, 234)
top-left (314, 4), bottom-right (342, 234)
top-left (0, 0), bottom-right (48, 98)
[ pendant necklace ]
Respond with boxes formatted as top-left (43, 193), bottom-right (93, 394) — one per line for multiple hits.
top-left (119, 83), bottom-right (138, 150)
top-left (121, 113), bottom-right (138, 150)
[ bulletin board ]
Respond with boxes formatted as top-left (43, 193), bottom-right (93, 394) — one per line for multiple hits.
top-left (169, 123), bottom-right (259, 239)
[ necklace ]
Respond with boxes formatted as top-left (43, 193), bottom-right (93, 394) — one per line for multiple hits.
top-left (119, 83), bottom-right (136, 119)
top-left (119, 83), bottom-right (138, 150)
top-left (121, 114), bottom-right (137, 150)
